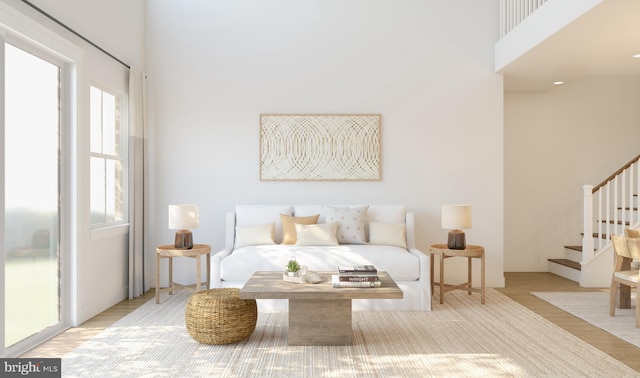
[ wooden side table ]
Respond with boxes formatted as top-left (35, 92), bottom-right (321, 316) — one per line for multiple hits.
top-left (430, 244), bottom-right (485, 304)
top-left (156, 244), bottom-right (211, 304)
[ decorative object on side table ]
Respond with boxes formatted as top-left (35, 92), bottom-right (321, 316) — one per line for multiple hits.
top-left (441, 204), bottom-right (472, 250)
top-left (168, 204), bottom-right (199, 249)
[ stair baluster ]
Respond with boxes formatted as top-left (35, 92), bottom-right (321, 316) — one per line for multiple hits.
top-left (550, 154), bottom-right (639, 287)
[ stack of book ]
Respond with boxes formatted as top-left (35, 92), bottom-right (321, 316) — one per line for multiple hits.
top-left (332, 265), bottom-right (381, 288)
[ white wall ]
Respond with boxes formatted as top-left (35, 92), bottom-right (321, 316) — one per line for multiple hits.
top-left (504, 76), bottom-right (640, 271)
top-left (24, 0), bottom-right (145, 69)
top-left (146, 0), bottom-right (505, 288)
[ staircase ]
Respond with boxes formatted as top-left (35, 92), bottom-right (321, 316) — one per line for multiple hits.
top-left (549, 154), bottom-right (640, 287)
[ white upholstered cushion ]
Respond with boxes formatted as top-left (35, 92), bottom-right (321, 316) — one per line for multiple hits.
top-left (614, 270), bottom-right (639, 283)
top-left (368, 205), bottom-right (406, 223)
top-left (293, 205), bottom-right (406, 225)
top-left (294, 205), bottom-right (326, 222)
top-left (220, 244), bottom-right (420, 282)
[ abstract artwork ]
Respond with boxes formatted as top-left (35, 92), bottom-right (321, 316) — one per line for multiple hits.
top-left (260, 114), bottom-right (381, 181)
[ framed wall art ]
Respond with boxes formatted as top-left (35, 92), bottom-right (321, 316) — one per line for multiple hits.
top-left (260, 114), bottom-right (381, 181)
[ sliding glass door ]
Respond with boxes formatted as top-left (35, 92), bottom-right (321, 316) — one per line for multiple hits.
top-left (4, 42), bottom-right (64, 352)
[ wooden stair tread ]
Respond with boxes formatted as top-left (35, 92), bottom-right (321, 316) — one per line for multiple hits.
top-left (564, 245), bottom-right (582, 252)
top-left (548, 258), bottom-right (581, 271)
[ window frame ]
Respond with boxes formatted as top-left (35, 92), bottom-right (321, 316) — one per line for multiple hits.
top-left (1, 30), bottom-right (76, 357)
top-left (89, 83), bottom-right (129, 230)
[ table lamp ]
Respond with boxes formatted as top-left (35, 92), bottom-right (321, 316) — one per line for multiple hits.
top-left (169, 204), bottom-right (199, 249)
top-left (441, 204), bottom-right (472, 250)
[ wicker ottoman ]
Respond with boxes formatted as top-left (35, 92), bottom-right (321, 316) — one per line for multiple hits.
top-left (185, 288), bottom-right (257, 344)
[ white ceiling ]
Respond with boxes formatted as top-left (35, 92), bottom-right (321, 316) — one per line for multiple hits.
top-left (499, 0), bottom-right (640, 92)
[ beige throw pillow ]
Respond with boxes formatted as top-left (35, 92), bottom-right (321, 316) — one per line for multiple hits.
top-left (235, 223), bottom-right (275, 248)
top-left (280, 213), bottom-right (320, 244)
top-left (295, 222), bottom-right (339, 246)
top-left (369, 221), bottom-right (407, 249)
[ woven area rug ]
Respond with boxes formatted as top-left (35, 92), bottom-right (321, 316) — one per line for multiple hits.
top-left (62, 289), bottom-right (639, 377)
top-left (531, 291), bottom-right (639, 348)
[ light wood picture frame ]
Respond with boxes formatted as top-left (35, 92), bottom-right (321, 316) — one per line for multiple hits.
top-left (260, 114), bottom-right (381, 181)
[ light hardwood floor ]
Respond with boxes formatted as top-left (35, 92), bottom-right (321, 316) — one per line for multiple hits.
top-left (20, 272), bottom-right (640, 373)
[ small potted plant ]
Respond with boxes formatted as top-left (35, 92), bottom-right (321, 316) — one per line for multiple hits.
top-left (285, 259), bottom-right (300, 277)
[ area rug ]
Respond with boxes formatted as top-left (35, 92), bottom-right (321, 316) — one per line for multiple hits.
top-left (62, 289), bottom-right (639, 377)
top-left (531, 291), bottom-right (640, 348)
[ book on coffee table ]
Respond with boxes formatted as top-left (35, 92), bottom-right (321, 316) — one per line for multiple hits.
top-left (339, 275), bottom-right (379, 282)
top-left (331, 275), bottom-right (382, 288)
top-left (338, 265), bottom-right (378, 280)
top-left (338, 265), bottom-right (377, 274)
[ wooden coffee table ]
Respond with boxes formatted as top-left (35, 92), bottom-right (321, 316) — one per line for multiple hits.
top-left (239, 271), bottom-right (403, 346)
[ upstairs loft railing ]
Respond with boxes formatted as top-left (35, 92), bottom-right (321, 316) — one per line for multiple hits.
top-left (583, 153), bottom-right (640, 261)
top-left (500, 0), bottom-right (548, 37)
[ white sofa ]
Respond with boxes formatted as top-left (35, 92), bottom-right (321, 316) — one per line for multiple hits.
top-left (210, 205), bottom-right (431, 311)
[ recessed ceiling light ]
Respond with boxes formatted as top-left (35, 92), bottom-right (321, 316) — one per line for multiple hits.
top-left (553, 81), bottom-right (564, 85)
top-left (633, 53), bottom-right (640, 58)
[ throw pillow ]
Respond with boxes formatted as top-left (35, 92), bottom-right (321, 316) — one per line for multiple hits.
top-left (324, 205), bottom-right (368, 244)
top-left (295, 222), bottom-right (339, 246)
top-left (369, 221), bottom-right (407, 249)
top-left (235, 223), bottom-right (275, 248)
top-left (280, 213), bottom-right (320, 244)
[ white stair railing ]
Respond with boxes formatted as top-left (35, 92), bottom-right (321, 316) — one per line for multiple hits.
top-left (583, 154), bottom-right (640, 262)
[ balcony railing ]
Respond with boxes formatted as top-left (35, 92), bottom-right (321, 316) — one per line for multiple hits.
top-left (500, 0), bottom-right (548, 37)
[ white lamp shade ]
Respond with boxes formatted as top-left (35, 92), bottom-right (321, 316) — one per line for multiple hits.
top-left (168, 204), bottom-right (199, 230)
top-left (441, 204), bottom-right (472, 230)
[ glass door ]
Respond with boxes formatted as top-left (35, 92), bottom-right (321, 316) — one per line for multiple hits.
top-left (4, 42), bottom-right (63, 351)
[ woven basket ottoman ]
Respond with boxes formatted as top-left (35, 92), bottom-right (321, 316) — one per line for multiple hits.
top-left (185, 288), bottom-right (257, 344)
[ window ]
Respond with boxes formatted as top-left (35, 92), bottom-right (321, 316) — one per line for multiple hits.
top-left (4, 41), bottom-right (64, 351)
top-left (90, 86), bottom-right (127, 225)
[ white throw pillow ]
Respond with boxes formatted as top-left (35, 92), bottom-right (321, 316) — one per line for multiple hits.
top-left (295, 222), bottom-right (339, 246)
top-left (369, 221), bottom-right (407, 248)
top-left (235, 223), bottom-right (275, 248)
top-left (324, 205), bottom-right (368, 244)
